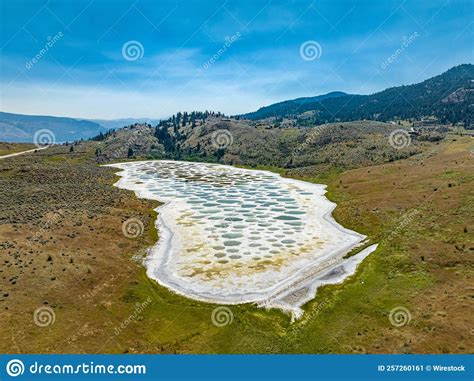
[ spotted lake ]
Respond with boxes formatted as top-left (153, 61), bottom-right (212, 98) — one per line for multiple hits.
top-left (107, 160), bottom-right (377, 318)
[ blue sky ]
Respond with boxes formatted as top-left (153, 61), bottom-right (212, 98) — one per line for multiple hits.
top-left (0, 0), bottom-right (472, 119)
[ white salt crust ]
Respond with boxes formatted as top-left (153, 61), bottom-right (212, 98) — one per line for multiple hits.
top-left (106, 160), bottom-right (377, 318)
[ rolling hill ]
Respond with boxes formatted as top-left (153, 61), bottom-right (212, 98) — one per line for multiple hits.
top-left (242, 91), bottom-right (348, 120)
top-left (240, 64), bottom-right (474, 125)
top-left (0, 112), bottom-right (108, 143)
top-left (87, 117), bottom-right (162, 130)
top-left (0, 112), bottom-right (162, 143)
top-left (92, 116), bottom-right (439, 171)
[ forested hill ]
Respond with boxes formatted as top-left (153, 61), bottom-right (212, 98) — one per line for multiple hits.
top-left (241, 91), bottom-right (348, 120)
top-left (240, 64), bottom-right (473, 125)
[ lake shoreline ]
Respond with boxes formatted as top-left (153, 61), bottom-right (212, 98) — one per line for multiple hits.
top-left (106, 160), bottom-right (378, 319)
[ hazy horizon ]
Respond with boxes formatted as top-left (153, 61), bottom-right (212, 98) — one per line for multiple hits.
top-left (1, 0), bottom-right (473, 119)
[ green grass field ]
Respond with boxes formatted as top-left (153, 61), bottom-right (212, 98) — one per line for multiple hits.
top-left (0, 142), bottom-right (36, 156)
top-left (0, 136), bottom-right (472, 354)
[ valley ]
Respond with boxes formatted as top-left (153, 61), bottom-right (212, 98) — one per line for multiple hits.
top-left (0, 128), bottom-right (471, 354)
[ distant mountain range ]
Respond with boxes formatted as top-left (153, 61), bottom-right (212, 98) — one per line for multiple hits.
top-left (1, 64), bottom-right (472, 143)
top-left (0, 112), bottom-right (162, 143)
top-left (241, 64), bottom-right (473, 125)
top-left (87, 118), bottom-right (161, 130)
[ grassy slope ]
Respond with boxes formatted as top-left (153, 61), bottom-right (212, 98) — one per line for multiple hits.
top-left (287, 135), bottom-right (473, 354)
top-left (0, 142), bottom-right (36, 156)
top-left (0, 136), bottom-right (472, 354)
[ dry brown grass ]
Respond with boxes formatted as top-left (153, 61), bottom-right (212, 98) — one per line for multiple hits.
top-left (0, 145), bottom-right (159, 353)
top-left (0, 136), bottom-right (472, 354)
top-left (0, 142), bottom-right (36, 156)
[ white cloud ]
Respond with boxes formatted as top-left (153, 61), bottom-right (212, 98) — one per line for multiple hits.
top-left (0, 78), bottom-right (283, 118)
